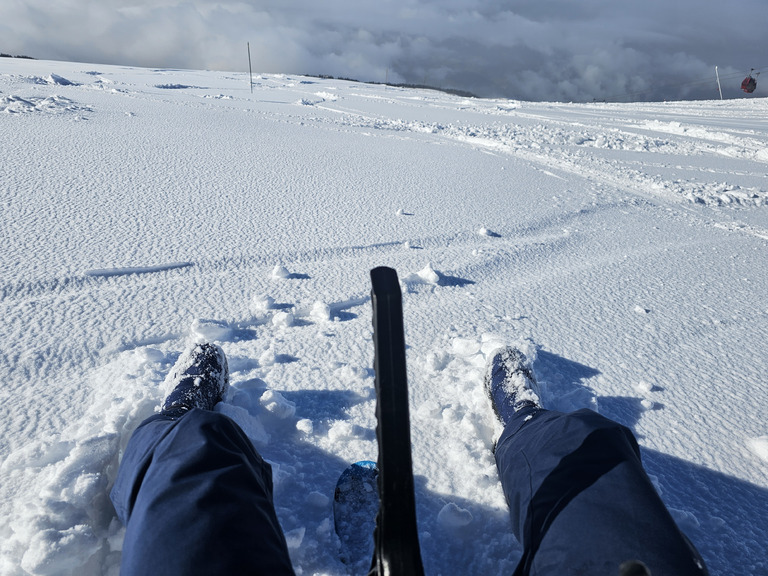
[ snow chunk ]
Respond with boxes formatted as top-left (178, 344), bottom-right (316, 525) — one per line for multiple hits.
top-left (47, 73), bottom-right (77, 86)
top-left (259, 390), bottom-right (296, 419)
top-left (271, 265), bottom-right (291, 279)
top-left (250, 293), bottom-right (275, 312)
top-left (634, 381), bottom-right (653, 394)
top-left (296, 418), bottom-right (314, 435)
top-left (310, 301), bottom-right (331, 322)
top-left (437, 502), bottom-right (473, 529)
top-left (477, 227), bottom-right (500, 237)
top-left (272, 311), bottom-right (295, 328)
top-left (417, 264), bottom-right (440, 284)
top-left (634, 381), bottom-right (655, 410)
top-left (327, 421), bottom-right (366, 441)
top-left (2, 94), bottom-right (89, 115)
top-left (314, 91), bottom-right (337, 101)
top-left (640, 399), bottom-right (655, 411)
top-left (218, 404), bottom-right (270, 444)
top-left (402, 263), bottom-right (440, 286)
top-left (190, 318), bottom-right (233, 342)
top-left (747, 436), bottom-right (768, 463)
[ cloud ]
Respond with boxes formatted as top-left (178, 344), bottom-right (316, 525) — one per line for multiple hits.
top-left (2, 0), bottom-right (766, 101)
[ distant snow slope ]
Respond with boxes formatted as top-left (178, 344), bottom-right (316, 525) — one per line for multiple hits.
top-left (1, 59), bottom-right (767, 575)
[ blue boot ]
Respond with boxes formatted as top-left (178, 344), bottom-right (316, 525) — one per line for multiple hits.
top-left (484, 347), bottom-right (541, 426)
top-left (161, 343), bottom-right (229, 417)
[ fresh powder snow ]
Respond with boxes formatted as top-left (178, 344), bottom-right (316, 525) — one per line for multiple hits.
top-left (1, 58), bottom-right (767, 575)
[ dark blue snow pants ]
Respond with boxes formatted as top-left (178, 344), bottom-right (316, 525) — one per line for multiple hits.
top-left (495, 406), bottom-right (709, 576)
top-left (110, 409), bottom-right (295, 576)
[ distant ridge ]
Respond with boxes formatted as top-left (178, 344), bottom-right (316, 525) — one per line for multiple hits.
top-left (307, 73), bottom-right (477, 99)
top-left (0, 53), bottom-right (36, 59)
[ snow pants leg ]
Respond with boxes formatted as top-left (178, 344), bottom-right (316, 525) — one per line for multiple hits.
top-left (494, 407), bottom-right (708, 576)
top-left (110, 409), bottom-right (295, 576)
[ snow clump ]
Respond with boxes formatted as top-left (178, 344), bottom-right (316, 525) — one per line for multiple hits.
top-left (271, 265), bottom-right (291, 279)
top-left (310, 301), bottom-right (331, 322)
top-left (746, 436), bottom-right (768, 463)
top-left (272, 311), bottom-right (295, 328)
top-left (189, 318), bottom-right (233, 343)
top-left (437, 502), bottom-right (473, 529)
top-left (260, 390), bottom-right (296, 419)
top-left (402, 263), bottom-right (441, 286)
top-left (250, 293), bottom-right (276, 313)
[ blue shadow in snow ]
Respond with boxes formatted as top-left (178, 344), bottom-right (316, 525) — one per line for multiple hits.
top-left (534, 349), bottom-right (600, 411)
top-left (328, 297), bottom-right (369, 322)
top-left (438, 273), bottom-right (475, 288)
top-left (532, 349), bottom-right (768, 574)
top-left (280, 389), bottom-right (371, 423)
top-left (598, 396), bottom-right (666, 432)
top-left (273, 354), bottom-right (299, 364)
top-left (641, 448), bottom-right (768, 576)
top-left (535, 349), bottom-right (601, 385)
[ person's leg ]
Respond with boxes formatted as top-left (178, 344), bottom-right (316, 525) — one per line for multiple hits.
top-left (110, 343), bottom-right (294, 575)
top-left (486, 347), bottom-right (708, 575)
top-left (111, 409), bottom-right (295, 576)
top-left (495, 408), bottom-right (708, 575)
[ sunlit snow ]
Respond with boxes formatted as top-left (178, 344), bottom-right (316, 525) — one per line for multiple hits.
top-left (1, 58), bottom-right (767, 575)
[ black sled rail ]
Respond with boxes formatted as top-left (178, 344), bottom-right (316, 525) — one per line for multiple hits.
top-left (369, 267), bottom-right (425, 576)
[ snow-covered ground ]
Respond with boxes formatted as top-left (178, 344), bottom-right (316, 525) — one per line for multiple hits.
top-left (1, 58), bottom-right (767, 575)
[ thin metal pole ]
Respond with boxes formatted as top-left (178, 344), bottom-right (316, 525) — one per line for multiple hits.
top-left (715, 66), bottom-right (723, 100)
top-left (247, 42), bottom-right (253, 93)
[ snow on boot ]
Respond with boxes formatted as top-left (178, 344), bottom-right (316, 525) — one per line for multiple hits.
top-left (161, 343), bottom-right (229, 417)
top-left (484, 346), bottom-right (541, 425)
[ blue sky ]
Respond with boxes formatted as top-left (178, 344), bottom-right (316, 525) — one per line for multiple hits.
top-left (2, 0), bottom-right (766, 101)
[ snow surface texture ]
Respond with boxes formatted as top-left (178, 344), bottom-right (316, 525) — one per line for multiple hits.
top-left (1, 59), bottom-right (767, 575)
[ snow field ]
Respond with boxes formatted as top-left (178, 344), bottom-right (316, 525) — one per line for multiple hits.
top-left (1, 58), bottom-right (768, 575)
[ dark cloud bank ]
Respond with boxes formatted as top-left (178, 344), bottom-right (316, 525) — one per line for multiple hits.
top-left (2, 0), bottom-right (766, 102)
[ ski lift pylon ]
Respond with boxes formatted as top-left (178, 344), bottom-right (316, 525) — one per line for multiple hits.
top-left (741, 68), bottom-right (759, 93)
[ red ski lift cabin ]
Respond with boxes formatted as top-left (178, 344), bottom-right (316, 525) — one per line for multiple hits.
top-left (741, 70), bottom-right (758, 93)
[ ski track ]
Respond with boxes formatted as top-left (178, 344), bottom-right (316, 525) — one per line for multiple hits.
top-left (1, 59), bottom-right (767, 575)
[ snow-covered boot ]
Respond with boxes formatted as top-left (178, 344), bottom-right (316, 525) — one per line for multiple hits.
top-left (161, 343), bottom-right (229, 417)
top-left (484, 346), bottom-right (541, 425)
